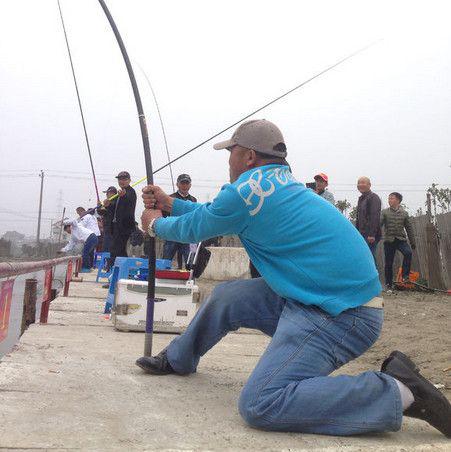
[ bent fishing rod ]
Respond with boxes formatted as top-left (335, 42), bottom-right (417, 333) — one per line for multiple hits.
top-left (62, 0), bottom-right (381, 360)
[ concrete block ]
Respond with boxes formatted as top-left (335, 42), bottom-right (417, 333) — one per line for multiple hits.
top-left (201, 247), bottom-right (250, 281)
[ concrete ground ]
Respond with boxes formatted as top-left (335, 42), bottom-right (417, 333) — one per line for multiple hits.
top-left (0, 274), bottom-right (449, 451)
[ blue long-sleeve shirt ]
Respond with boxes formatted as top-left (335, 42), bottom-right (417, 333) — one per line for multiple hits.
top-left (154, 164), bottom-right (381, 315)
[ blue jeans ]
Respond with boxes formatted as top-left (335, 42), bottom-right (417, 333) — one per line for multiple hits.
top-left (162, 241), bottom-right (190, 268)
top-left (82, 233), bottom-right (98, 269)
top-left (166, 278), bottom-right (402, 435)
top-left (367, 238), bottom-right (380, 262)
top-left (384, 239), bottom-right (412, 286)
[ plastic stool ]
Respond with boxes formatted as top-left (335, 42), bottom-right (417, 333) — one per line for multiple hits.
top-left (95, 252), bottom-right (111, 282)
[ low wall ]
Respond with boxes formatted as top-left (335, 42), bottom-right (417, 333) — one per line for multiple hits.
top-left (201, 247), bottom-right (250, 281)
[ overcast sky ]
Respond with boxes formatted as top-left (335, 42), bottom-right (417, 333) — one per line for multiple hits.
top-left (1, 0), bottom-right (450, 237)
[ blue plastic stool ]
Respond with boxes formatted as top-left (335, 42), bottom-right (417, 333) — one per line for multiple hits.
top-left (94, 252), bottom-right (105, 269)
top-left (103, 257), bottom-right (173, 313)
top-left (95, 252), bottom-right (111, 283)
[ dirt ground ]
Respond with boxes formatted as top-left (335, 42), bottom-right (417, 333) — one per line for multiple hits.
top-left (198, 278), bottom-right (451, 397)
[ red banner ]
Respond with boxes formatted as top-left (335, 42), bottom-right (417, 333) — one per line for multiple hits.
top-left (43, 268), bottom-right (53, 302)
top-left (0, 279), bottom-right (15, 343)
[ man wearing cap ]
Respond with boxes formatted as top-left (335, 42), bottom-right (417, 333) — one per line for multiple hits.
top-left (314, 173), bottom-right (335, 204)
top-left (97, 186), bottom-right (117, 253)
top-left (162, 174), bottom-right (197, 269)
top-left (136, 119), bottom-right (450, 438)
top-left (58, 219), bottom-right (98, 272)
top-left (104, 171), bottom-right (136, 267)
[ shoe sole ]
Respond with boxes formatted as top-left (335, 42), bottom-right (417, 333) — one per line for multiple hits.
top-left (384, 350), bottom-right (420, 373)
top-left (383, 356), bottom-right (451, 437)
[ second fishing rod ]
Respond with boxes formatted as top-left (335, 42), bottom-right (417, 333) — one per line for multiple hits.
top-left (102, 39), bottom-right (380, 206)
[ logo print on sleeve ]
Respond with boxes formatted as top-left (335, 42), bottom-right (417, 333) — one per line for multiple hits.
top-left (237, 169), bottom-right (275, 216)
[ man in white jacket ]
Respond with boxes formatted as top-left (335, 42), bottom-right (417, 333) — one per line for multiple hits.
top-left (59, 219), bottom-right (98, 272)
top-left (76, 207), bottom-right (101, 268)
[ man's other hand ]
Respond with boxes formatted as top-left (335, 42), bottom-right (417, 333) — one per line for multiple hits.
top-left (142, 185), bottom-right (173, 212)
top-left (367, 236), bottom-right (376, 244)
top-left (141, 208), bottom-right (163, 233)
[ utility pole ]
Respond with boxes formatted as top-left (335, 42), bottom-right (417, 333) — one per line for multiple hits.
top-left (58, 207), bottom-right (66, 244)
top-left (36, 170), bottom-right (44, 245)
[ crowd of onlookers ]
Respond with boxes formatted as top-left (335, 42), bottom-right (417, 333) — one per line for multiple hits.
top-left (58, 171), bottom-right (198, 279)
top-left (59, 168), bottom-right (416, 291)
top-left (309, 172), bottom-right (416, 291)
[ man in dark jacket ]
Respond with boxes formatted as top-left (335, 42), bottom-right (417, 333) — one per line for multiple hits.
top-left (162, 174), bottom-right (197, 268)
top-left (97, 186), bottom-right (117, 253)
top-left (104, 171), bottom-right (136, 268)
top-left (356, 176), bottom-right (381, 259)
top-left (380, 192), bottom-right (416, 289)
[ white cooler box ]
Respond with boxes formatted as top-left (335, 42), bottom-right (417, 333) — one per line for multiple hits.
top-left (112, 278), bottom-right (200, 333)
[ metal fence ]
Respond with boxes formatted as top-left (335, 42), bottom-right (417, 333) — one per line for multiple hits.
top-left (373, 212), bottom-right (451, 288)
top-left (0, 256), bottom-right (81, 360)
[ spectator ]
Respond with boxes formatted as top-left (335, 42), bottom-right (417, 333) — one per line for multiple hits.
top-left (104, 171), bottom-right (136, 268)
top-left (76, 206), bottom-right (101, 267)
top-left (356, 176), bottom-right (381, 259)
top-left (162, 174), bottom-right (197, 269)
top-left (314, 173), bottom-right (335, 204)
top-left (96, 186), bottom-right (117, 253)
top-left (380, 192), bottom-right (416, 290)
top-left (58, 219), bottom-right (98, 272)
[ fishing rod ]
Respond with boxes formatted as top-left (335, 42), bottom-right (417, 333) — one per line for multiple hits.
top-left (59, 0), bottom-right (380, 363)
top-left (103, 39), bottom-right (381, 201)
top-left (136, 62), bottom-right (175, 192)
top-left (57, 0), bottom-right (101, 205)
top-left (97, 0), bottom-right (156, 358)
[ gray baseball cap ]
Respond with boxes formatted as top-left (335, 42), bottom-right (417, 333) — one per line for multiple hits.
top-left (213, 119), bottom-right (287, 157)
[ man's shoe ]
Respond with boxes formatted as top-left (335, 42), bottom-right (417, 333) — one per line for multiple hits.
top-left (102, 283), bottom-right (110, 289)
top-left (381, 351), bottom-right (451, 437)
top-left (382, 350), bottom-right (419, 374)
top-left (385, 284), bottom-right (394, 294)
top-left (135, 349), bottom-right (175, 375)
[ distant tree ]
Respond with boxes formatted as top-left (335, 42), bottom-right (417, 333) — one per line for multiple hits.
top-left (335, 199), bottom-right (351, 216)
top-left (349, 206), bottom-right (358, 223)
top-left (2, 230), bottom-right (25, 242)
top-left (436, 188), bottom-right (451, 212)
top-left (427, 183), bottom-right (451, 214)
top-left (0, 238), bottom-right (11, 257)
